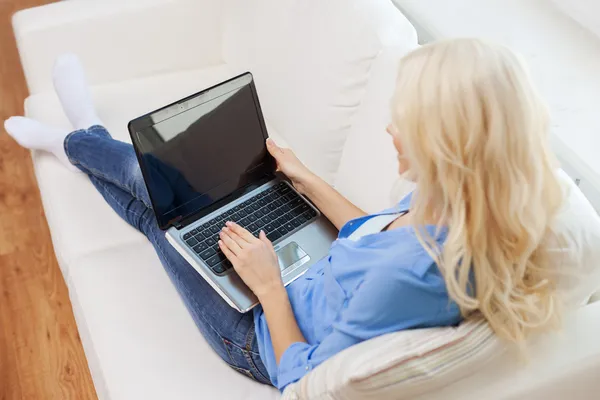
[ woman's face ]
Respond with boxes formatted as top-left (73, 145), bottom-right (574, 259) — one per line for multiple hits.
top-left (387, 123), bottom-right (409, 175)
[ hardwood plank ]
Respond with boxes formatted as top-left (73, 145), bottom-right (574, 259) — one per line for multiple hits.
top-left (0, 1), bottom-right (98, 399)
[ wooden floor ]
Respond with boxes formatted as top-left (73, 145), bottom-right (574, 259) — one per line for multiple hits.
top-left (0, 1), bottom-right (98, 399)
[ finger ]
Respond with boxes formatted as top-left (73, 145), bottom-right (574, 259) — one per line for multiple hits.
top-left (266, 138), bottom-right (284, 156)
top-left (219, 240), bottom-right (239, 263)
top-left (220, 229), bottom-right (243, 255)
top-left (225, 221), bottom-right (256, 243)
top-left (259, 230), bottom-right (274, 250)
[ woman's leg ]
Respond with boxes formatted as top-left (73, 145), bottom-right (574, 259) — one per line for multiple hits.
top-left (65, 128), bottom-right (271, 384)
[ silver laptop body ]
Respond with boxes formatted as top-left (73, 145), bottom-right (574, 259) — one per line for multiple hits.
top-left (128, 72), bottom-right (337, 312)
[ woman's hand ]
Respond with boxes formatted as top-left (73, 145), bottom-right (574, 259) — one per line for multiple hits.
top-left (266, 138), bottom-right (315, 194)
top-left (218, 221), bottom-right (283, 300)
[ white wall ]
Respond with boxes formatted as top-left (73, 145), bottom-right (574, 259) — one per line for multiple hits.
top-left (393, 0), bottom-right (600, 212)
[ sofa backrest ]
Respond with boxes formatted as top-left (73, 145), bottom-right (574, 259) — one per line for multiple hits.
top-left (221, 0), bottom-right (418, 190)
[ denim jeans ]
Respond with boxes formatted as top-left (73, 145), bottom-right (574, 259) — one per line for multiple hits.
top-left (64, 126), bottom-right (272, 385)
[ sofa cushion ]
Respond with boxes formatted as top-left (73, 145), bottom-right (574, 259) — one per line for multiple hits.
top-left (25, 63), bottom-right (293, 277)
top-left (222, 0), bottom-right (418, 184)
top-left (68, 244), bottom-right (279, 400)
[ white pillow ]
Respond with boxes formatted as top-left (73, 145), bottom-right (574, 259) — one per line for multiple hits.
top-left (550, 169), bottom-right (600, 306)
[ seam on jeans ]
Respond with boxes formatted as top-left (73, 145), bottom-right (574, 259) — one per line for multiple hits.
top-left (243, 326), bottom-right (271, 383)
top-left (221, 337), bottom-right (262, 383)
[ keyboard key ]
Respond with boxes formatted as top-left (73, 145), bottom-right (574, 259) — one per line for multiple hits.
top-left (290, 205), bottom-right (303, 216)
top-left (200, 229), bottom-right (212, 239)
top-left (273, 217), bottom-right (284, 228)
top-left (302, 211), bottom-right (313, 220)
top-left (247, 214), bottom-right (257, 222)
top-left (307, 208), bottom-right (318, 218)
top-left (260, 206), bottom-right (270, 215)
top-left (200, 247), bottom-right (216, 259)
top-left (216, 215), bottom-right (224, 222)
top-left (185, 237), bottom-right (199, 247)
top-left (297, 215), bottom-right (307, 224)
top-left (212, 262), bottom-right (226, 274)
top-left (250, 203), bottom-right (260, 211)
top-left (283, 194), bottom-right (294, 202)
top-left (258, 199), bottom-right (267, 207)
top-left (260, 216), bottom-right (271, 224)
top-left (277, 226), bottom-right (288, 235)
top-left (254, 209), bottom-right (264, 218)
top-left (237, 209), bottom-right (248, 217)
top-left (256, 192), bottom-right (264, 199)
top-left (193, 242), bottom-right (208, 253)
top-left (280, 213), bottom-right (292, 222)
top-left (280, 204), bottom-right (291, 213)
top-left (267, 203), bottom-right (277, 211)
top-left (264, 223), bottom-right (275, 233)
top-left (207, 252), bottom-right (227, 267)
top-left (273, 199), bottom-right (283, 207)
top-left (230, 212), bottom-right (241, 222)
top-left (273, 209), bottom-right (283, 217)
top-left (239, 218), bottom-right (250, 227)
top-left (190, 228), bottom-right (199, 235)
top-left (280, 185), bottom-right (290, 193)
top-left (290, 198), bottom-right (302, 207)
top-left (183, 232), bottom-right (192, 240)
top-left (284, 222), bottom-right (294, 231)
top-left (205, 237), bottom-right (217, 247)
top-left (291, 218), bottom-right (302, 228)
top-left (203, 222), bottom-right (212, 229)
top-left (210, 226), bottom-right (220, 234)
top-left (233, 205), bottom-right (242, 212)
top-left (267, 231), bottom-right (282, 242)
top-left (247, 222), bottom-right (258, 232)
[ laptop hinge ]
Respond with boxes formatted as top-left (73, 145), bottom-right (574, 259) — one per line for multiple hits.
top-left (169, 216), bottom-right (185, 230)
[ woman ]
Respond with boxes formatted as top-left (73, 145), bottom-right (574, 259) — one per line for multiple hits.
top-left (4, 38), bottom-right (564, 391)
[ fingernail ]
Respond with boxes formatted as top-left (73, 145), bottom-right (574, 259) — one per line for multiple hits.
top-left (266, 138), bottom-right (273, 145)
top-left (225, 221), bottom-right (232, 226)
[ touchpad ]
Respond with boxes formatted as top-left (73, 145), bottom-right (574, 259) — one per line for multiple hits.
top-left (276, 242), bottom-right (310, 272)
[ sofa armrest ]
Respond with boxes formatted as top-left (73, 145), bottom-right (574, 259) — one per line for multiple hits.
top-left (13, 0), bottom-right (225, 95)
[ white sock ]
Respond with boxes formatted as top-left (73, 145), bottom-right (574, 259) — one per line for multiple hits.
top-left (4, 117), bottom-right (80, 173)
top-left (52, 53), bottom-right (103, 130)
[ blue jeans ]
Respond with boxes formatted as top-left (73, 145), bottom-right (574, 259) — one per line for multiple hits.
top-left (64, 126), bottom-right (272, 385)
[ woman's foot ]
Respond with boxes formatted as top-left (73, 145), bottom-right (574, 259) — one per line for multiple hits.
top-left (4, 116), bottom-right (80, 172)
top-left (53, 53), bottom-right (102, 130)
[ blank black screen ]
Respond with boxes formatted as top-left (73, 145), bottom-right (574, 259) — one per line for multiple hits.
top-left (134, 83), bottom-right (274, 229)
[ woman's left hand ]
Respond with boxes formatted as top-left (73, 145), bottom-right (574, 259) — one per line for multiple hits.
top-left (218, 221), bottom-right (284, 300)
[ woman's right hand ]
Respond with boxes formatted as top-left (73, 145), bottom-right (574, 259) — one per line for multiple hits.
top-left (266, 138), bottom-right (315, 194)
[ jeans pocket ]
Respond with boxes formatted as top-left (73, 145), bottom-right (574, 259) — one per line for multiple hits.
top-left (222, 338), bottom-right (264, 383)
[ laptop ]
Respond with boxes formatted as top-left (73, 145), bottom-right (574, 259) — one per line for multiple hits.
top-left (128, 72), bottom-right (338, 312)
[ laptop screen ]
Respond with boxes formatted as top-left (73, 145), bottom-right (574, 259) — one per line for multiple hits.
top-left (130, 73), bottom-right (276, 229)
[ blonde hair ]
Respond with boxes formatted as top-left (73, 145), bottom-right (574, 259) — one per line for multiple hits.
top-left (391, 39), bottom-right (564, 347)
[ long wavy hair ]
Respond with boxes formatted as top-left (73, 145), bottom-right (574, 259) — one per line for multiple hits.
top-left (391, 39), bottom-right (565, 346)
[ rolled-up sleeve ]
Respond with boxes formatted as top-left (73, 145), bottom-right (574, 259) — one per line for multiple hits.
top-left (275, 270), bottom-right (446, 391)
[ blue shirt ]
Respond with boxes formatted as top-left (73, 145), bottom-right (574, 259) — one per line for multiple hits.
top-left (253, 193), bottom-right (462, 391)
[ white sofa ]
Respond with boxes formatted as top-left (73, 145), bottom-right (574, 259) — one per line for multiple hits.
top-left (12, 0), bottom-right (600, 399)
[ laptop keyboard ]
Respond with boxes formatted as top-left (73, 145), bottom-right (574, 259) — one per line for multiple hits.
top-left (181, 182), bottom-right (318, 275)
